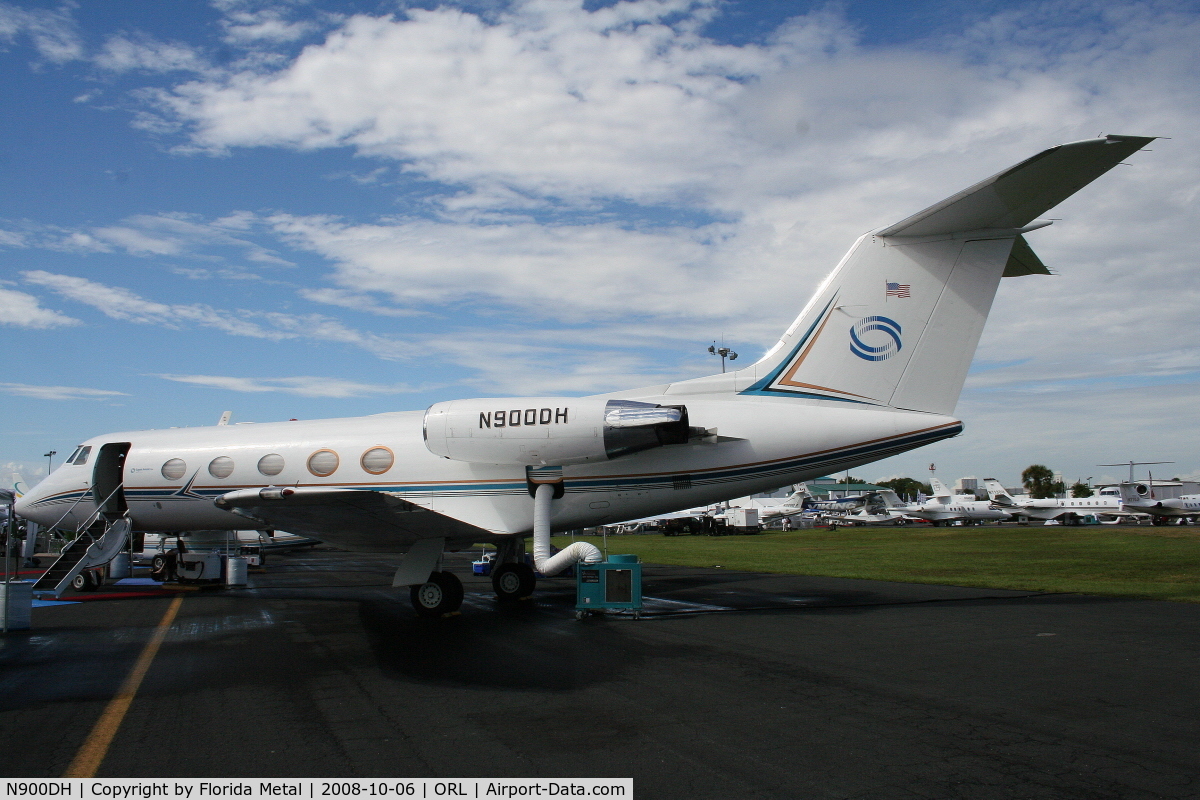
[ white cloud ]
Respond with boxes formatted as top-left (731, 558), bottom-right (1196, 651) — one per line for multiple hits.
top-left (214, 0), bottom-right (323, 45)
top-left (21, 270), bottom-right (414, 359)
top-left (0, 286), bottom-right (80, 329)
top-left (297, 287), bottom-right (427, 317)
top-left (3, 460), bottom-right (45, 484)
top-left (154, 373), bottom-right (419, 398)
top-left (0, 213), bottom-right (295, 265)
top-left (269, 213), bottom-right (737, 322)
top-left (96, 35), bottom-right (208, 73)
top-left (0, 2), bottom-right (82, 64)
top-left (0, 383), bottom-right (128, 401)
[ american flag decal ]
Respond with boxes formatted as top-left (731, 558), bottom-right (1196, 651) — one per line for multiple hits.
top-left (886, 281), bottom-right (910, 298)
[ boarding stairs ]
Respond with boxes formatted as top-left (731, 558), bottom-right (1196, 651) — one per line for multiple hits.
top-left (32, 510), bottom-right (132, 598)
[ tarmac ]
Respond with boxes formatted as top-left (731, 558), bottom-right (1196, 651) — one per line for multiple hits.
top-left (1, 547), bottom-right (1198, 799)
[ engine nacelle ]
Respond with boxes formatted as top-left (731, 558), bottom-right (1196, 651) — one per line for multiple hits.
top-left (423, 397), bottom-right (690, 465)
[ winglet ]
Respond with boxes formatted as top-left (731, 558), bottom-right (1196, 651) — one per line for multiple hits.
top-left (879, 135), bottom-right (1156, 237)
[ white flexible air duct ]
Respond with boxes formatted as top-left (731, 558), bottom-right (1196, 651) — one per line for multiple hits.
top-left (532, 483), bottom-right (602, 576)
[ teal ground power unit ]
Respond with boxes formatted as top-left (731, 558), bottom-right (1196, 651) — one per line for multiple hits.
top-left (576, 554), bottom-right (642, 618)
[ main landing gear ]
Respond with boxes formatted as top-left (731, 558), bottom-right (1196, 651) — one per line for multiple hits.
top-left (403, 536), bottom-right (540, 618)
top-left (491, 536), bottom-right (537, 602)
top-left (492, 562), bottom-right (536, 601)
top-left (411, 571), bottom-right (464, 618)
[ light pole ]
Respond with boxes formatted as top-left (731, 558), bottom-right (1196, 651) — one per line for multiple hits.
top-left (44, 450), bottom-right (56, 474)
top-left (707, 344), bottom-right (738, 373)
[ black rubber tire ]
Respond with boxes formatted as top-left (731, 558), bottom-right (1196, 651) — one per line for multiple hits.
top-left (438, 570), bottom-right (464, 611)
top-left (71, 571), bottom-right (96, 592)
top-left (151, 554), bottom-right (169, 571)
top-left (411, 571), bottom-right (464, 617)
top-left (492, 562), bottom-right (536, 601)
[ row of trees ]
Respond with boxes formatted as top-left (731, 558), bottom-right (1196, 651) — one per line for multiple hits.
top-left (1021, 464), bottom-right (1095, 499)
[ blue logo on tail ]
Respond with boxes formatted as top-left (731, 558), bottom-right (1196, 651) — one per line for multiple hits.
top-left (849, 316), bottom-right (902, 361)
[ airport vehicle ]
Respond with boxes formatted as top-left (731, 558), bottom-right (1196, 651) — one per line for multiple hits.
top-left (134, 529), bottom-right (320, 566)
top-left (891, 477), bottom-right (1010, 525)
top-left (983, 478), bottom-right (1140, 524)
top-left (15, 135), bottom-right (1155, 616)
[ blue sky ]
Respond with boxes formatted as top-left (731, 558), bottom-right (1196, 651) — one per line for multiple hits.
top-left (3, 0), bottom-right (1199, 489)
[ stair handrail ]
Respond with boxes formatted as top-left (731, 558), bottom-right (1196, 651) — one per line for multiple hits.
top-left (44, 483), bottom-right (98, 533)
top-left (73, 484), bottom-right (126, 536)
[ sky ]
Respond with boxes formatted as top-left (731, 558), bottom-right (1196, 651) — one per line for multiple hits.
top-left (2, 0), bottom-right (1199, 491)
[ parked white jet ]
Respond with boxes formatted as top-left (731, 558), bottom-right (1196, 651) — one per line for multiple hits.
top-left (822, 490), bottom-right (908, 526)
top-left (891, 478), bottom-right (1009, 525)
top-left (983, 478), bottom-right (1139, 524)
top-left (16, 135), bottom-right (1154, 616)
top-left (728, 489), bottom-right (810, 523)
top-left (1116, 483), bottom-right (1200, 525)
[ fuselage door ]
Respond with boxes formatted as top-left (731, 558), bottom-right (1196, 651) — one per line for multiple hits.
top-left (93, 442), bottom-right (131, 519)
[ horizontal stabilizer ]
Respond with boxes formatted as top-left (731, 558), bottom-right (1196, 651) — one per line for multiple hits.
top-left (1002, 235), bottom-right (1051, 277)
top-left (879, 135), bottom-right (1155, 237)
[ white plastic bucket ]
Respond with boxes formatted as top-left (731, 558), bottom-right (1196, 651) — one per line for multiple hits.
top-left (108, 553), bottom-right (131, 580)
top-left (225, 556), bottom-right (248, 587)
top-left (1, 581), bottom-right (33, 631)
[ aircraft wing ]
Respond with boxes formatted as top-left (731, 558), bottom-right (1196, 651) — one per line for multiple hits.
top-left (214, 487), bottom-right (493, 551)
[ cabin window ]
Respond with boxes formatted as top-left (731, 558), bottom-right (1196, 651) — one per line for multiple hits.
top-left (208, 456), bottom-right (235, 479)
top-left (307, 449), bottom-right (339, 477)
top-left (74, 446), bottom-right (92, 466)
top-left (360, 447), bottom-right (394, 475)
top-left (258, 454), bottom-right (285, 476)
top-left (161, 458), bottom-right (187, 480)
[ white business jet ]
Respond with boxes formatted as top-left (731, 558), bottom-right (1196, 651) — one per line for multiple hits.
top-left (727, 489), bottom-right (810, 523)
top-left (890, 477), bottom-right (1010, 525)
top-left (16, 135), bottom-right (1154, 616)
top-left (982, 478), bottom-right (1139, 523)
top-left (1116, 482), bottom-right (1200, 525)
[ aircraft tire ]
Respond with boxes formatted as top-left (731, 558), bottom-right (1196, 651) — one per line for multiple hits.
top-left (71, 571), bottom-right (96, 592)
top-left (411, 571), bottom-right (463, 617)
top-left (492, 562), bottom-right (536, 601)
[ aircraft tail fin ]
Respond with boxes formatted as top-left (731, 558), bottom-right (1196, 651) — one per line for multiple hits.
top-left (12, 472), bottom-right (29, 499)
top-left (1118, 482), bottom-right (1150, 505)
top-left (983, 478), bottom-right (1017, 506)
top-left (873, 489), bottom-right (904, 508)
top-left (929, 477), bottom-right (954, 500)
top-left (723, 135), bottom-right (1154, 415)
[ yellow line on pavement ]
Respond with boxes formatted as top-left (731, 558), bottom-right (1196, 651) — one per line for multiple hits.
top-left (63, 594), bottom-right (184, 777)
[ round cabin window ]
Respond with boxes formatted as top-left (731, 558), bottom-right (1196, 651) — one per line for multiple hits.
top-left (208, 456), bottom-right (235, 479)
top-left (360, 446), bottom-right (394, 475)
top-left (257, 453), bottom-right (285, 476)
top-left (307, 449), bottom-right (339, 477)
top-left (161, 458), bottom-right (187, 481)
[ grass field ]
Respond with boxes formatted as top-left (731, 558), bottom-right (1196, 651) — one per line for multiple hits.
top-left (552, 524), bottom-right (1200, 602)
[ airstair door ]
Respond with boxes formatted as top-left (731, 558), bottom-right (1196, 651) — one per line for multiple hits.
top-left (92, 442), bottom-right (131, 519)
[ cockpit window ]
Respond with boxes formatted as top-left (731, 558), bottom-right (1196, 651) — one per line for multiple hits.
top-left (65, 447), bottom-right (82, 464)
top-left (73, 446), bottom-right (92, 465)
